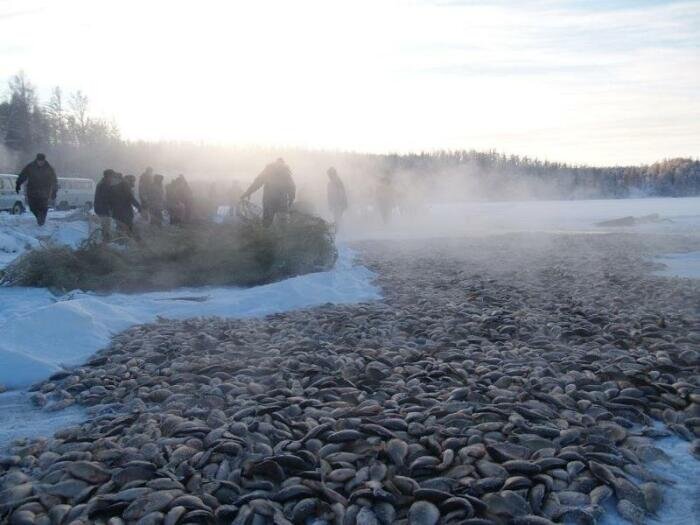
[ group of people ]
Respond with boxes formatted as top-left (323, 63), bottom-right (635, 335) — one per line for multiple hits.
top-left (93, 170), bottom-right (141, 240)
top-left (94, 168), bottom-right (196, 240)
top-left (14, 153), bottom-right (351, 234)
top-left (135, 169), bottom-right (194, 227)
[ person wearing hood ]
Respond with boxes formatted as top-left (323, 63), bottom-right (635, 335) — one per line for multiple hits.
top-left (326, 167), bottom-right (348, 228)
top-left (15, 153), bottom-right (57, 226)
top-left (241, 158), bottom-right (296, 227)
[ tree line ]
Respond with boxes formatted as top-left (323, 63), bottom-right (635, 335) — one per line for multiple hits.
top-left (1, 72), bottom-right (698, 200)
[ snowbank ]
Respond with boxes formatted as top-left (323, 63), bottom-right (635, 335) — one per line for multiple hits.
top-left (0, 210), bottom-right (88, 269)
top-left (0, 247), bottom-right (380, 389)
top-left (654, 251), bottom-right (700, 279)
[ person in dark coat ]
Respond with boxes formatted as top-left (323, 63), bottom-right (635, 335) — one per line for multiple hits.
top-left (165, 178), bottom-right (179, 225)
top-left (149, 174), bottom-right (165, 226)
top-left (138, 168), bottom-right (154, 222)
top-left (176, 175), bottom-right (193, 223)
top-left (326, 167), bottom-right (348, 228)
top-left (165, 175), bottom-right (193, 225)
top-left (94, 169), bottom-right (115, 242)
top-left (15, 153), bottom-right (57, 226)
top-left (241, 158), bottom-right (296, 227)
top-left (110, 174), bottom-right (141, 236)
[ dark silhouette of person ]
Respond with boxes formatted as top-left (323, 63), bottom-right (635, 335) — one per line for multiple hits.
top-left (166, 174), bottom-right (193, 225)
top-left (241, 158), bottom-right (296, 227)
top-left (138, 167), bottom-right (154, 222)
top-left (110, 173), bottom-right (141, 236)
top-left (228, 179), bottom-right (243, 218)
top-left (326, 167), bottom-right (348, 228)
top-left (150, 174), bottom-right (165, 226)
top-left (15, 153), bottom-right (57, 226)
top-left (94, 169), bottom-right (116, 242)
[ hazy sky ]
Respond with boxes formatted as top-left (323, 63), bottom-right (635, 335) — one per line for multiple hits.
top-left (1, 0), bottom-right (698, 165)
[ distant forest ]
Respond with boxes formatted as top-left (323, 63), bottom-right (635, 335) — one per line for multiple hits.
top-left (1, 72), bottom-right (698, 200)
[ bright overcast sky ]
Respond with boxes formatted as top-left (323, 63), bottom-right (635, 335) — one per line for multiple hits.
top-left (1, 0), bottom-right (699, 165)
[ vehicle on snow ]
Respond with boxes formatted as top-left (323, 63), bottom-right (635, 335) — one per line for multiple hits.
top-left (54, 177), bottom-right (96, 211)
top-left (0, 174), bottom-right (96, 213)
top-left (0, 174), bottom-right (25, 214)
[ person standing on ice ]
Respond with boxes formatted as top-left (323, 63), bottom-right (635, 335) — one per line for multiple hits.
top-left (93, 169), bottom-right (116, 242)
top-left (326, 167), bottom-right (348, 229)
top-left (240, 158), bottom-right (296, 227)
top-left (15, 153), bottom-right (57, 226)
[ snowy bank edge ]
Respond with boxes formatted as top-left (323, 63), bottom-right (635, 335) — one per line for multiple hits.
top-left (0, 246), bottom-right (381, 390)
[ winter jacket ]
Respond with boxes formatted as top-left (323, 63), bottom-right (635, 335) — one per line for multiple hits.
top-left (138, 175), bottom-right (153, 207)
top-left (150, 182), bottom-right (165, 210)
top-left (110, 181), bottom-right (140, 224)
top-left (16, 160), bottom-right (58, 200)
top-left (93, 179), bottom-right (112, 217)
top-left (244, 162), bottom-right (296, 208)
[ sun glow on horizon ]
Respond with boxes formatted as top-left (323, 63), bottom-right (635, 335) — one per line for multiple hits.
top-left (1, 0), bottom-right (699, 165)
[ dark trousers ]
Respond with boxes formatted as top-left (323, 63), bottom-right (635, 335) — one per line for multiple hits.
top-left (27, 196), bottom-right (49, 226)
top-left (262, 206), bottom-right (276, 227)
top-left (149, 207), bottom-right (163, 227)
top-left (115, 218), bottom-right (140, 240)
top-left (262, 199), bottom-right (288, 227)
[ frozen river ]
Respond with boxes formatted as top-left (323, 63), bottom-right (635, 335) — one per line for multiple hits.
top-left (343, 195), bottom-right (700, 238)
top-left (0, 198), bottom-right (698, 525)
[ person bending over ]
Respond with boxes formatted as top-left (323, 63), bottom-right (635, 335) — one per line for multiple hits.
top-left (241, 158), bottom-right (296, 227)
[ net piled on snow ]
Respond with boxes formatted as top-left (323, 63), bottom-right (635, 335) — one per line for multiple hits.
top-left (0, 215), bottom-right (338, 293)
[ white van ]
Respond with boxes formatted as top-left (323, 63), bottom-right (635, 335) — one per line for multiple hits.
top-left (0, 174), bottom-right (25, 214)
top-left (54, 177), bottom-right (95, 211)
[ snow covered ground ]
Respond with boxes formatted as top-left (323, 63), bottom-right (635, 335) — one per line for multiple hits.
top-left (0, 231), bottom-right (379, 448)
top-left (0, 247), bottom-right (380, 390)
top-left (0, 210), bottom-right (88, 269)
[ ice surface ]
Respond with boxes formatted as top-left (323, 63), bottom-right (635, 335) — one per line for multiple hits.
top-left (599, 424), bottom-right (700, 525)
top-left (0, 390), bottom-right (85, 450)
top-left (342, 196), bottom-right (700, 239)
top-left (344, 195), bottom-right (700, 279)
top-left (0, 247), bottom-right (380, 389)
top-left (654, 251), bottom-right (700, 279)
